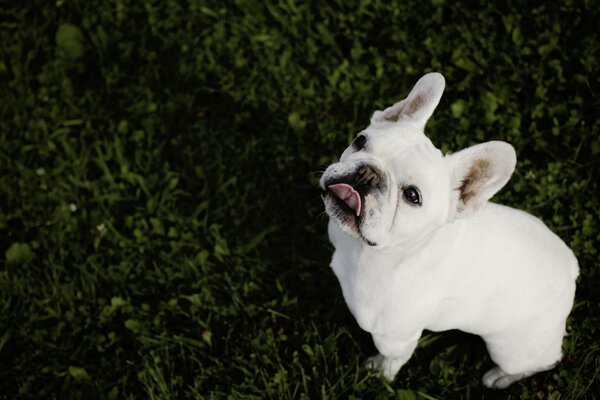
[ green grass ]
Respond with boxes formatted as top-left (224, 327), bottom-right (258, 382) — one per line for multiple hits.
top-left (1, 1), bottom-right (599, 398)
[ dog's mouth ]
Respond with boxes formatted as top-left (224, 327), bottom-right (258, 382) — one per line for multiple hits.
top-left (322, 164), bottom-right (383, 218)
top-left (329, 183), bottom-right (362, 216)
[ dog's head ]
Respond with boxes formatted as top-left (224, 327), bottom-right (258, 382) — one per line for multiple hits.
top-left (320, 73), bottom-right (516, 248)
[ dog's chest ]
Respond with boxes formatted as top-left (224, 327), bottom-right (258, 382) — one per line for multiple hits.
top-left (330, 248), bottom-right (439, 334)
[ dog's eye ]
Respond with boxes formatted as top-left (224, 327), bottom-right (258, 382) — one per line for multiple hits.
top-left (403, 186), bottom-right (421, 206)
top-left (353, 135), bottom-right (367, 151)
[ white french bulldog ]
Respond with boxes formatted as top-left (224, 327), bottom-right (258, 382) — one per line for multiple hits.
top-left (320, 72), bottom-right (579, 389)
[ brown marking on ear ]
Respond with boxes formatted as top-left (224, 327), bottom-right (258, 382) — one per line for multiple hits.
top-left (383, 93), bottom-right (427, 122)
top-left (384, 107), bottom-right (402, 122)
top-left (403, 93), bottom-right (426, 115)
top-left (459, 159), bottom-right (491, 203)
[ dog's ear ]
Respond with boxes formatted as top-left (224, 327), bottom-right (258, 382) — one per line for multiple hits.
top-left (371, 72), bottom-right (445, 128)
top-left (446, 141), bottom-right (516, 219)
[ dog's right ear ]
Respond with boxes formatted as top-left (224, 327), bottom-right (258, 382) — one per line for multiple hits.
top-left (371, 72), bottom-right (445, 129)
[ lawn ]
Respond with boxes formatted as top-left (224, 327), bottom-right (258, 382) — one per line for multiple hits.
top-left (1, 1), bottom-right (599, 399)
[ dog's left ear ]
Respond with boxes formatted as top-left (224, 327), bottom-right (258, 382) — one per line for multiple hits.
top-left (371, 72), bottom-right (445, 129)
top-left (446, 141), bottom-right (516, 220)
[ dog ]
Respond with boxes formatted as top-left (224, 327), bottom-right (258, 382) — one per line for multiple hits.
top-left (320, 73), bottom-right (579, 389)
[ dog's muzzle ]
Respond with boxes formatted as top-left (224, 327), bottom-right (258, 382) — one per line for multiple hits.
top-left (323, 164), bottom-right (383, 217)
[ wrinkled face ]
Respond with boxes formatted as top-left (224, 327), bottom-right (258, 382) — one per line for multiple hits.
top-left (320, 123), bottom-right (451, 248)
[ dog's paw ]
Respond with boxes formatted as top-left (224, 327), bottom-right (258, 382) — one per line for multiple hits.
top-left (364, 354), bottom-right (402, 381)
top-left (482, 367), bottom-right (526, 389)
top-left (364, 354), bottom-right (384, 370)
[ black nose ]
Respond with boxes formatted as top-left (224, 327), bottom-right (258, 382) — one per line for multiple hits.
top-left (356, 165), bottom-right (380, 187)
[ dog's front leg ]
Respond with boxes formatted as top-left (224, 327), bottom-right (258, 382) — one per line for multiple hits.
top-left (365, 331), bottom-right (422, 381)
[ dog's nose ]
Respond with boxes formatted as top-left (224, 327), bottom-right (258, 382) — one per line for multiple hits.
top-left (356, 165), bottom-right (380, 187)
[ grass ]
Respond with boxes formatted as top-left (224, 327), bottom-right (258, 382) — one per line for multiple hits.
top-left (1, 0), bottom-right (599, 398)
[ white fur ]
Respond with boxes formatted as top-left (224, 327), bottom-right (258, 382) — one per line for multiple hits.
top-left (320, 72), bottom-right (578, 388)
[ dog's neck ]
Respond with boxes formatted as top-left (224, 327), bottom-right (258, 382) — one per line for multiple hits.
top-left (330, 217), bottom-right (461, 269)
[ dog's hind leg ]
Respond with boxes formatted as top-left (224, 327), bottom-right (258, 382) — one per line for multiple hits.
top-left (482, 320), bottom-right (565, 389)
top-left (482, 362), bottom-right (558, 389)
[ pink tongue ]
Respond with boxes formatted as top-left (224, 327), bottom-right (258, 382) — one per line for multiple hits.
top-left (328, 183), bottom-right (362, 216)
